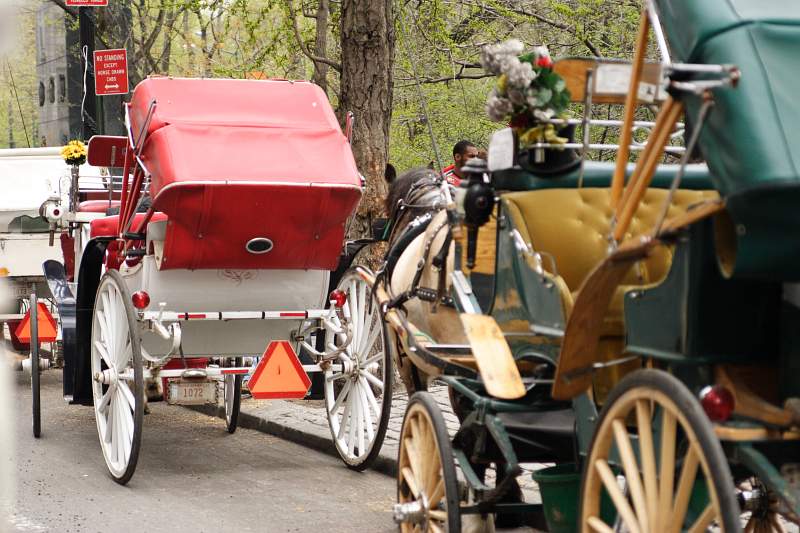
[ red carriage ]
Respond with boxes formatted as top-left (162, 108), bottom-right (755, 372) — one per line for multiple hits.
top-left (36, 77), bottom-right (392, 483)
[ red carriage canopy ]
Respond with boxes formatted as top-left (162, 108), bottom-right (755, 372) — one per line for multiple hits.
top-left (125, 77), bottom-right (362, 271)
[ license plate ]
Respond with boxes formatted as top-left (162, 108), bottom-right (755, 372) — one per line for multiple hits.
top-left (13, 283), bottom-right (35, 299)
top-left (166, 380), bottom-right (218, 405)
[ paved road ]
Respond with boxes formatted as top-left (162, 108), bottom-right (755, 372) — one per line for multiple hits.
top-left (7, 371), bottom-right (397, 533)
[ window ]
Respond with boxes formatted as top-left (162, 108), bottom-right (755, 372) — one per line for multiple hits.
top-left (38, 82), bottom-right (45, 107)
top-left (48, 76), bottom-right (55, 104)
top-left (58, 75), bottom-right (66, 102)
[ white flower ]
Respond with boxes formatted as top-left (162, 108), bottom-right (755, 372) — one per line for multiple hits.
top-left (486, 90), bottom-right (513, 121)
top-left (508, 88), bottom-right (525, 105)
top-left (506, 61), bottom-right (535, 89)
top-left (533, 45), bottom-right (551, 60)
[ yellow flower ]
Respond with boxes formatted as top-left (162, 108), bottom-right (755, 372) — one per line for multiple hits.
top-left (61, 139), bottom-right (86, 164)
top-left (497, 74), bottom-right (508, 93)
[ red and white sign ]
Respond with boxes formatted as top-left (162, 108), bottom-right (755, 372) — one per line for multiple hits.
top-left (94, 49), bottom-right (129, 96)
top-left (247, 341), bottom-right (311, 400)
top-left (66, 0), bottom-right (108, 6)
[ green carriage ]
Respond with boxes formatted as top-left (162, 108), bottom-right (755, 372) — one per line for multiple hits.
top-left (362, 1), bottom-right (800, 531)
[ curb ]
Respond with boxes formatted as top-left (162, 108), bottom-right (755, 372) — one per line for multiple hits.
top-left (187, 403), bottom-right (398, 477)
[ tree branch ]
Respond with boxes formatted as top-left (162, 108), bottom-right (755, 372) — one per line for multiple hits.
top-left (286, 0), bottom-right (341, 73)
top-left (46, 0), bottom-right (77, 20)
top-left (395, 72), bottom-right (494, 87)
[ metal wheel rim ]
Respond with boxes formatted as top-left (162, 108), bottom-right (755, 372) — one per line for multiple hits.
top-left (90, 272), bottom-right (142, 481)
top-left (581, 387), bottom-right (725, 533)
top-left (324, 272), bottom-right (389, 466)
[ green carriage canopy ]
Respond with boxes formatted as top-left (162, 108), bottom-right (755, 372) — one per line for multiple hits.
top-left (656, 0), bottom-right (800, 279)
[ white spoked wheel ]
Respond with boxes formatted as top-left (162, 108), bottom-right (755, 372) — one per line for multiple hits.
top-left (91, 270), bottom-right (144, 485)
top-left (223, 357), bottom-right (243, 434)
top-left (324, 269), bottom-right (393, 471)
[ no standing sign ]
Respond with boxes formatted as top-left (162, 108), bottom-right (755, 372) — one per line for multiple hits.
top-left (94, 49), bottom-right (129, 96)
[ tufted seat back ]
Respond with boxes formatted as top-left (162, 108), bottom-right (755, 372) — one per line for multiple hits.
top-left (503, 188), bottom-right (719, 292)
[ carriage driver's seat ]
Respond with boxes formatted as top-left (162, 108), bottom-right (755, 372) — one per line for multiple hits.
top-left (502, 187), bottom-right (719, 400)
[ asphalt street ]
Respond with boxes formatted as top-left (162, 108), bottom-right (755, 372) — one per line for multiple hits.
top-left (7, 370), bottom-right (397, 533)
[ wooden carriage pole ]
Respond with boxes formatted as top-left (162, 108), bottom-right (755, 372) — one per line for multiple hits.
top-left (610, 10), bottom-right (650, 210)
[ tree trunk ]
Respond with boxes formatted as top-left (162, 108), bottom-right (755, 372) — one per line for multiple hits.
top-left (311, 0), bottom-right (329, 94)
top-left (339, 0), bottom-right (394, 247)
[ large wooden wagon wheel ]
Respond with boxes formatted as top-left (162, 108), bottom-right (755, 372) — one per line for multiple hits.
top-left (396, 392), bottom-right (461, 533)
top-left (324, 269), bottom-right (393, 470)
top-left (581, 369), bottom-right (741, 532)
top-left (90, 270), bottom-right (144, 485)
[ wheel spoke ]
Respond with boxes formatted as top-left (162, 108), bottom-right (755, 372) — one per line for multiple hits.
top-left (104, 396), bottom-right (115, 444)
top-left (670, 446), bottom-right (699, 532)
top-left (429, 477), bottom-right (445, 510)
top-left (362, 370), bottom-right (384, 391)
top-left (587, 516), bottom-right (615, 533)
top-left (361, 351), bottom-right (384, 368)
top-left (355, 387), bottom-right (365, 456)
top-left (115, 341), bottom-right (132, 373)
top-left (612, 418), bottom-right (649, 532)
top-left (658, 409), bottom-right (677, 528)
top-left (359, 320), bottom-right (381, 360)
top-left (428, 510), bottom-right (447, 522)
top-left (687, 503), bottom-right (715, 533)
top-left (346, 391), bottom-right (358, 456)
top-left (330, 379), bottom-right (352, 417)
top-left (94, 339), bottom-right (114, 370)
top-left (404, 435), bottom-right (423, 487)
top-left (401, 466), bottom-right (421, 498)
top-left (117, 381), bottom-right (135, 411)
top-left (635, 399), bottom-right (659, 527)
top-left (97, 383), bottom-right (114, 415)
top-left (360, 376), bottom-right (381, 418)
top-left (336, 383), bottom-right (354, 440)
top-left (357, 381), bottom-right (374, 443)
top-left (595, 458), bottom-right (642, 533)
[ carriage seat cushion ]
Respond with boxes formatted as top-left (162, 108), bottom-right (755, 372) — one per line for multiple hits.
top-left (503, 187), bottom-right (719, 334)
top-left (89, 212), bottom-right (168, 238)
top-left (78, 200), bottom-right (121, 214)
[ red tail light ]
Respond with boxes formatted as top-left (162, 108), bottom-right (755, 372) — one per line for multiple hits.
top-left (329, 289), bottom-right (347, 308)
top-left (131, 291), bottom-right (150, 309)
top-left (699, 385), bottom-right (735, 422)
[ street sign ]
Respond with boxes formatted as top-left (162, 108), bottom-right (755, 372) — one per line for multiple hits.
top-left (248, 341), bottom-right (311, 400)
top-left (14, 303), bottom-right (58, 344)
top-left (94, 49), bottom-right (129, 96)
top-left (66, 0), bottom-right (109, 6)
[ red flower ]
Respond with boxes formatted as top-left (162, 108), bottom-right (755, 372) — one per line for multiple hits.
top-left (536, 56), bottom-right (553, 68)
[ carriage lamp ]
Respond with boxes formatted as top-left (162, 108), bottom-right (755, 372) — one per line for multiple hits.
top-left (329, 289), bottom-right (347, 308)
top-left (699, 385), bottom-right (735, 422)
top-left (132, 290), bottom-right (151, 309)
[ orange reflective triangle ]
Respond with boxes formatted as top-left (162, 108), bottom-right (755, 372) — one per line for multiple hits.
top-left (14, 303), bottom-right (58, 344)
top-left (248, 341), bottom-right (311, 400)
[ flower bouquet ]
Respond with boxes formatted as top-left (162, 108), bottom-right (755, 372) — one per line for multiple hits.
top-left (61, 140), bottom-right (87, 166)
top-left (482, 40), bottom-right (571, 150)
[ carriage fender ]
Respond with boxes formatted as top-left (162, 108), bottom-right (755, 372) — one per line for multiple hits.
top-left (69, 237), bottom-right (112, 405)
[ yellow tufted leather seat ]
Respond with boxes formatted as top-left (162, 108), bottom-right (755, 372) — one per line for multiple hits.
top-left (503, 187), bottom-right (719, 400)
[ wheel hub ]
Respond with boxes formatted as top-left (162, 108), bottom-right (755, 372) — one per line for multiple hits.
top-left (392, 494), bottom-right (429, 525)
top-left (94, 368), bottom-right (118, 385)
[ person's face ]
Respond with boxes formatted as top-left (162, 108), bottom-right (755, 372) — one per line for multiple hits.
top-left (455, 145), bottom-right (479, 168)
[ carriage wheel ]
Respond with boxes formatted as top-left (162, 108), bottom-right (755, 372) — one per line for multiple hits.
top-left (581, 369), bottom-right (740, 533)
top-left (324, 269), bottom-right (393, 470)
top-left (30, 293), bottom-right (41, 439)
top-left (396, 392), bottom-right (460, 533)
top-left (90, 270), bottom-right (144, 485)
top-left (223, 357), bottom-right (243, 434)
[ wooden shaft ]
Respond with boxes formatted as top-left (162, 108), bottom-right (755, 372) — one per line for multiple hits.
top-left (613, 98), bottom-right (683, 242)
top-left (616, 95), bottom-right (677, 218)
top-left (610, 10), bottom-right (650, 209)
top-left (117, 146), bottom-right (134, 235)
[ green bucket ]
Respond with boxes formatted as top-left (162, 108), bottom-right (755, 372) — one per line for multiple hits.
top-left (532, 463), bottom-right (616, 533)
